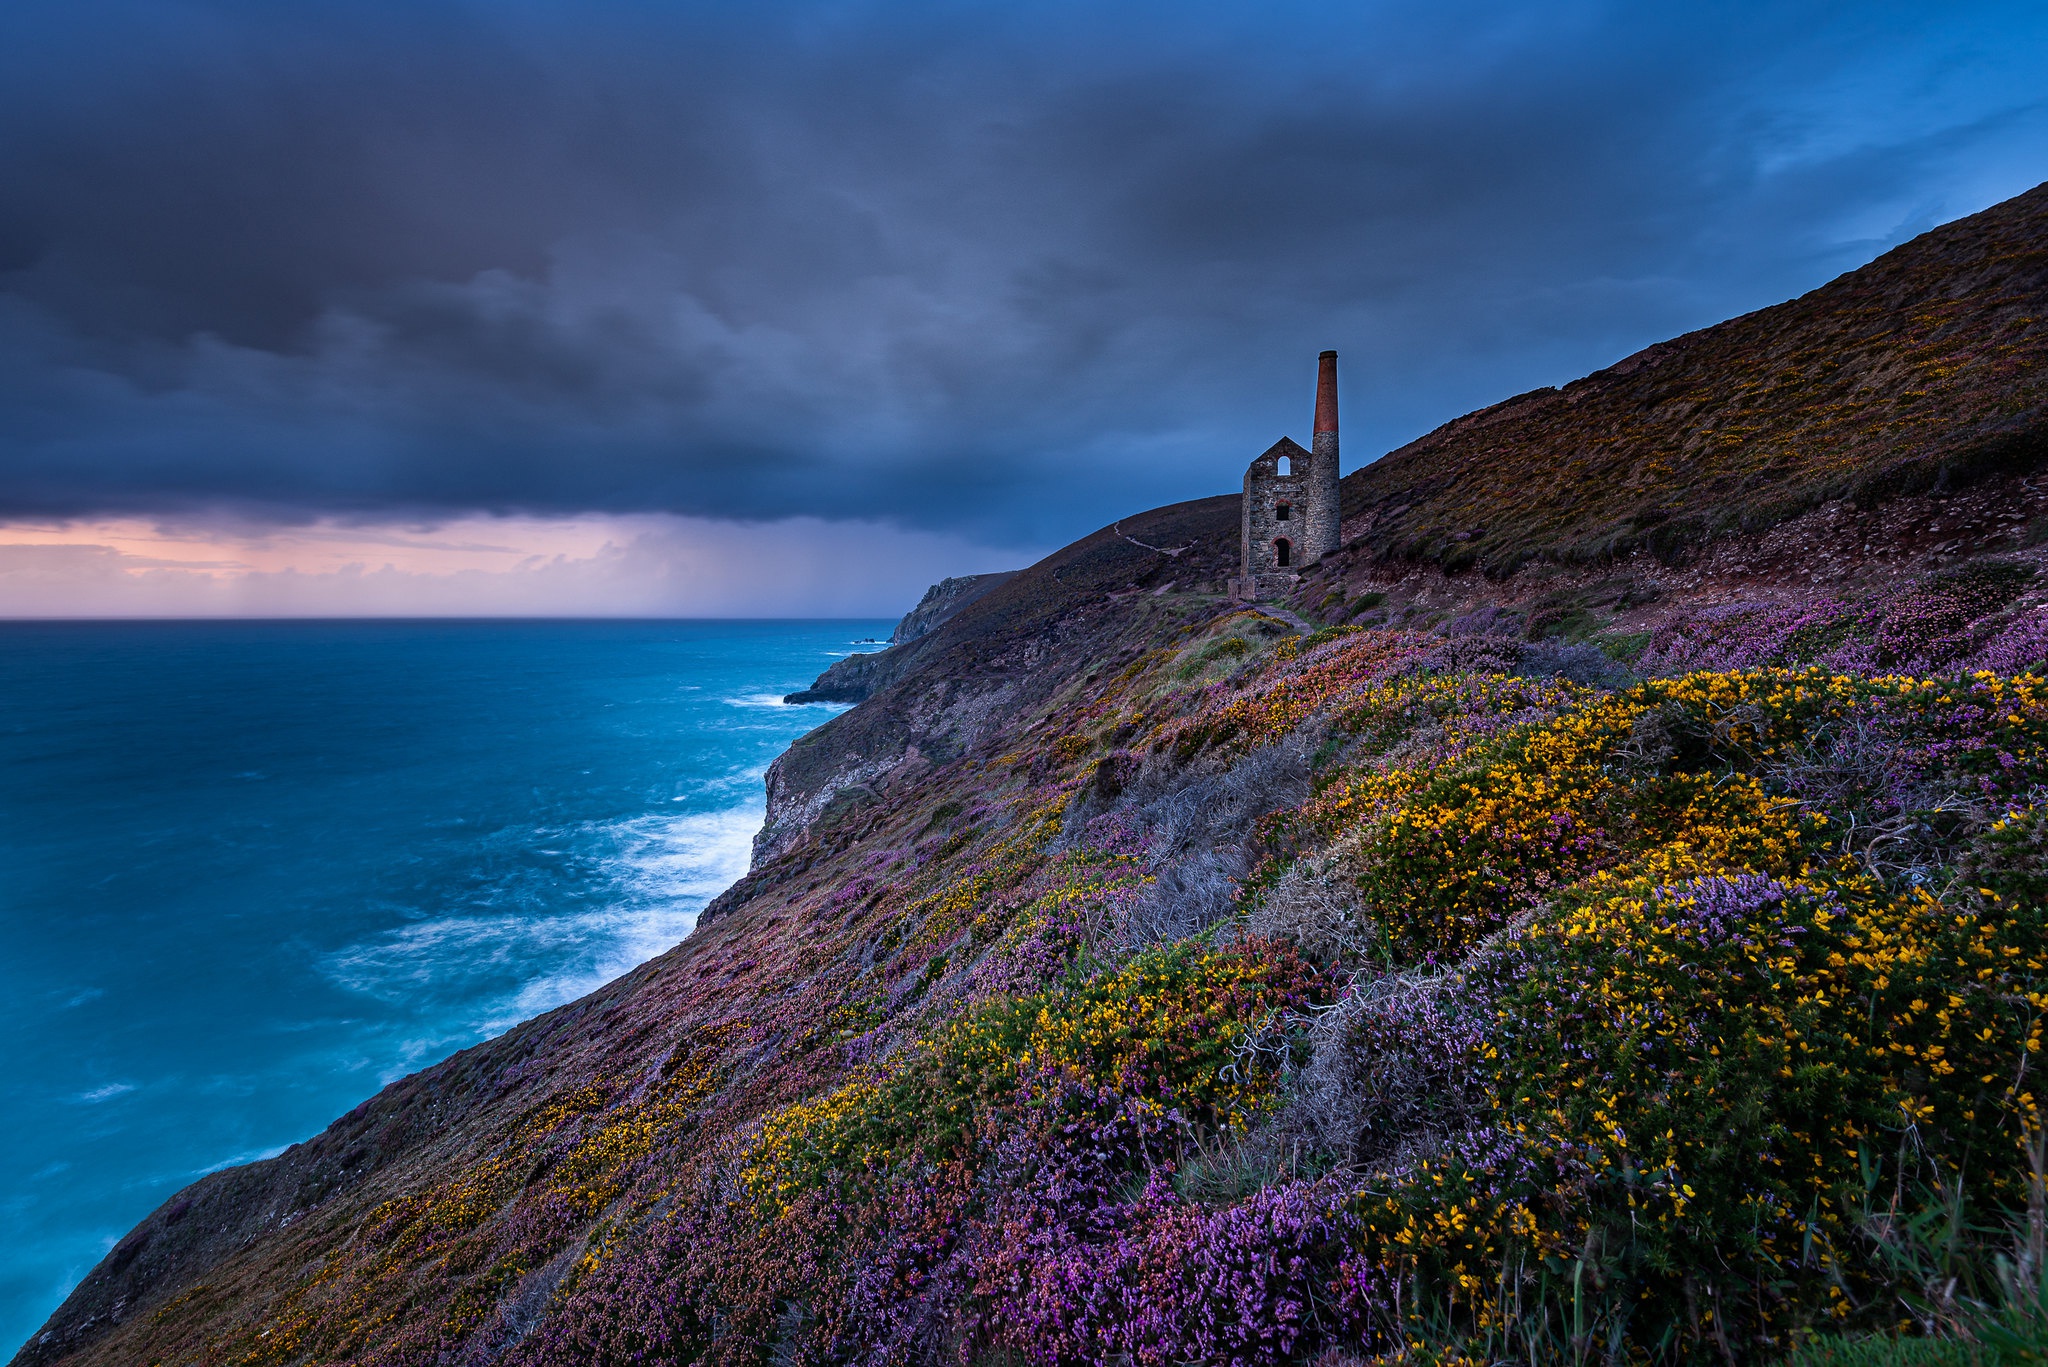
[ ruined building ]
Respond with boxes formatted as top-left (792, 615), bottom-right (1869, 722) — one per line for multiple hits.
top-left (1230, 350), bottom-right (1341, 599)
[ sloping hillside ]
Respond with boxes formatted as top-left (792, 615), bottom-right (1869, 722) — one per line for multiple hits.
top-left (750, 496), bottom-right (1240, 863)
top-left (14, 494), bottom-right (1250, 1367)
top-left (1341, 181), bottom-right (2048, 575)
top-left (17, 183), bottom-right (2048, 1367)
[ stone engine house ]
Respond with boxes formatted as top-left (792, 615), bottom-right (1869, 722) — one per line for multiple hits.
top-left (1230, 350), bottom-right (1342, 599)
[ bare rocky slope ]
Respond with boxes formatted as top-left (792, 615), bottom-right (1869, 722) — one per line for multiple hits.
top-left (17, 181), bottom-right (2048, 1367)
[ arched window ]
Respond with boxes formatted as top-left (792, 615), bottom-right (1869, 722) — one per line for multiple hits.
top-left (1277, 454), bottom-right (1292, 475)
top-left (1274, 501), bottom-right (1291, 521)
top-left (1274, 538), bottom-right (1292, 568)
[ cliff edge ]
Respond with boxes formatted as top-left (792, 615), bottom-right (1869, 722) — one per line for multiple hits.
top-left (19, 180), bottom-right (2048, 1367)
top-left (780, 572), bottom-right (1019, 708)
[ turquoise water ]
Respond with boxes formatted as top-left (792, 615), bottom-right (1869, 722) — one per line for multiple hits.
top-left (0, 619), bottom-right (885, 1355)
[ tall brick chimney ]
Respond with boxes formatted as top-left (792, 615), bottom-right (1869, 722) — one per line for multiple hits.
top-left (1310, 350), bottom-right (1340, 558)
top-left (1229, 349), bottom-right (1344, 600)
top-left (1313, 349), bottom-right (1338, 456)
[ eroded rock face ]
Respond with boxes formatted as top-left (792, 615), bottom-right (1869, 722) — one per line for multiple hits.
top-left (889, 573), bottom-right (1017, 646)
top-left (780, 647), bottom-right (907, 705)
top-left (748, 502), bottom-right (1240, 869)
top-left (781, 572), bottom-right (1019, 706)
top-left (751, 747), bottom-right (900, 865)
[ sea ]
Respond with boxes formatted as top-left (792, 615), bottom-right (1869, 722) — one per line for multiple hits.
top-left (0, 618), bottom-right (888, 1356)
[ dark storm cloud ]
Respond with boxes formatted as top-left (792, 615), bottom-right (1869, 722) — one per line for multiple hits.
top-left (1, 0), bottom-right (2044, 544)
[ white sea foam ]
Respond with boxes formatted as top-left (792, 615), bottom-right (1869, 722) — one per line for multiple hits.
top-left (322, 798), bottom-right (762, 1048)
top-left (725, 691), bottom-right (851, 710)
top-left (497, 802), bottom-right (759, 1022)
top-left (725, 691), bottom-right (795, 708)
top-left (73, 1083), bottom-right (134, 1104)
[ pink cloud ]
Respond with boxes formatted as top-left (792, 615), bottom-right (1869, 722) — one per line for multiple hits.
top-left (0, 516), bottom-right (1029, 618)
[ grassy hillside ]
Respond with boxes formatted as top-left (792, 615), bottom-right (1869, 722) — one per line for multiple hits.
top-left (1342, 182), bottom-right (2048, 575)
top-left (20, 185), bottom-right (2048, 1367)
top-left (39, 564), bottom-right (2048, 1367)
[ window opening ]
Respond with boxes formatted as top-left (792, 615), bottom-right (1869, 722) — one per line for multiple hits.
top-left (1274, 538), bottom-right (1292, 568)
top-left (1274, 502), bottom-right (1291, 521)
top-left (1277, 454), bottom-right (1292, 475)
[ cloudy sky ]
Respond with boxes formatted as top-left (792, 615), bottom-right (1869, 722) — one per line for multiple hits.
top-left (1, 0), bottom-right (2044, 616)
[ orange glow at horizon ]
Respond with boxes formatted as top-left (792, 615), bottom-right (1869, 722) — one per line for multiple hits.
top-left (0, 515), bottom-right (634, 578)
top-left (0, 513), bottom-right (1031, 618)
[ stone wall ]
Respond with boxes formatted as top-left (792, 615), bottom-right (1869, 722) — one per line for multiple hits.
top-left (1308, 429), bottom-right (1341, 560)
top-left (1231, 436), bottom-right (1313, 599)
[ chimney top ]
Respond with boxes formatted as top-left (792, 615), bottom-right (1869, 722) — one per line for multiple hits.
top-left (1313, 351), bottom-right (1338, 436)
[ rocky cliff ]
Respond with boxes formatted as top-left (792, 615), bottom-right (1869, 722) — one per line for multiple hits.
top-left (780, 573), bottom-right (1019, 708)
top-left (19, 181), bottom-right (2048, 1367)
top-left (889, 573), bottom-right (1019, 646)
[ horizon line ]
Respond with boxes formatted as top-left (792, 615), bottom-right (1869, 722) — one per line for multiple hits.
top-left (0, 614), bottom-right (905, 624)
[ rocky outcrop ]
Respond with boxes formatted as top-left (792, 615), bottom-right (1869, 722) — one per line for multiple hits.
top-left (749, 747), bottom-right (906, 866)
top-left (780, 646), bottom-right (908, 706)
top-left (755, 502), bottom-right (1236, 861)
top-left (889, 572), bottom-right (1016, 645)
top-left (781, 571), bottom-right (1018, 705)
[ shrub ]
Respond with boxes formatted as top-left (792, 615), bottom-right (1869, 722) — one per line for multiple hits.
top-left (267, 606), bottom-right (2048, 1367)
top-left (1347, 592), bottom-right (1388, 617)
